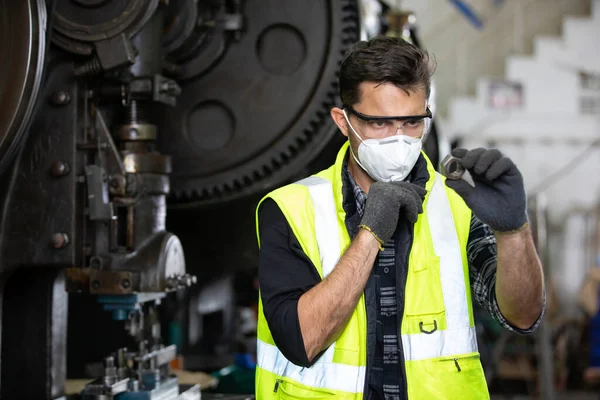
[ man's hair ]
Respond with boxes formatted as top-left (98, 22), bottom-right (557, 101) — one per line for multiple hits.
top-left (339, 37), bottom-right (436, 106)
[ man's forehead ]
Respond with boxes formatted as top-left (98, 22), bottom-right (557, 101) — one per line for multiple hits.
top-left (356, 81), bottom-right (427, 116)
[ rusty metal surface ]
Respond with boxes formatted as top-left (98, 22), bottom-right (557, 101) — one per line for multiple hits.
top-left (123, 153), bottom-right (172, 174)
top-left (89, 269), bottom-right (136, 295)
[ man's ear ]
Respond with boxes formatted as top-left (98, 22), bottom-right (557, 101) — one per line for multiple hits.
top-left (330, 107), bottom-right (350, 138)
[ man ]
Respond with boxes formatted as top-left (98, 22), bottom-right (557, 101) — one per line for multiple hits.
top-left (254, 37), bottom-right (545, 399)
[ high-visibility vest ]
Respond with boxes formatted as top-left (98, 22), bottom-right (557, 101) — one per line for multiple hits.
top-left (254, 142), bottom-right (490, 399)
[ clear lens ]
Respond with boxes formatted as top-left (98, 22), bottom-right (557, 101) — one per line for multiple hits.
top-left (355, 117), bottom-right (425, 138)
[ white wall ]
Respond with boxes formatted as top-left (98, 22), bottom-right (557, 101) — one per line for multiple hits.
top-left (385, 0), bottom-right (591, 118)
top-left (446, 0), bottom-right (600, 225)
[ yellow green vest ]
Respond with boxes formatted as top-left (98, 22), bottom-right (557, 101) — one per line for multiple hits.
top-left (255, 142), bottom-right (490, 399)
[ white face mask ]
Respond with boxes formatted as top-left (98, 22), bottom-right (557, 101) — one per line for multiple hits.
top-left (343, 110), bottom-right (423, 182)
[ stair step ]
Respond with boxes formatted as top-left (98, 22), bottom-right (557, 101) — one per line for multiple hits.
top-left (533, 36), bottom-right (565, 61)
top-left (563, 17), bottom-right (600, 52)
top-left (447, 97), bottom-right (488, 138)
top-left (505, 55), bottom-right (538, 80)
top-left (505, 55), bottom-right (580, 114)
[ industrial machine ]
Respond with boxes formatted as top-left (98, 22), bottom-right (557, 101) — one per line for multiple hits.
top-left (0, 0), bottom-right (366, 398)
top-left (0, 0), bottom-right (438, 399)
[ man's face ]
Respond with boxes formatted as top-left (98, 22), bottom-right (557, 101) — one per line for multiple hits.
top-left (332, 82), bottom-right (429, 159)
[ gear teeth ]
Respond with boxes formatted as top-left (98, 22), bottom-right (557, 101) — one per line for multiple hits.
top-left (172, 0), bottom-right (361, 203)
top-left (182, 188), bottom-right (194, 199)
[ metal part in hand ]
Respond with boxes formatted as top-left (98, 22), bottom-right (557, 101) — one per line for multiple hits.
top-left (441, 154), bottom-right (475, 187)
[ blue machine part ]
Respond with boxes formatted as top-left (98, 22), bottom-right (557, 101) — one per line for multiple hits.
top-left (97, 293), bottom-right (167, 320)
top-left (234, 353), bottom-right (256, 370)
top-left (448, 0), bottom-right (484, 29)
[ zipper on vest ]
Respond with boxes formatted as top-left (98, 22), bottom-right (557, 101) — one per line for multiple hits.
top-left (454, 358), bottom-right (461, 372)
top-left (273, 379), bottom-right (283, 392)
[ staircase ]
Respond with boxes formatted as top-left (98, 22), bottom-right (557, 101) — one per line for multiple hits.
top-left (399, 0), bottom-right (591, 117)
top-left (445, 0), bottom-right (600, 225)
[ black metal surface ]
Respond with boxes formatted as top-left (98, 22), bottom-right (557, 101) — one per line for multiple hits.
top-left (0, 268), bottom-right (68, 400)
top-left (0, 1), bottom-right (365, 397)
top-left (0, 59), bottom-right (81, 273)
top-left (0, 0), bottom-right (46, 175)
top-left (157, 0), bottom-right (361, 205)
top-left (52, 0), bottom-right (159, 56)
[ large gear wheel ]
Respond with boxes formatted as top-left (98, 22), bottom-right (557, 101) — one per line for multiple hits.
top-left (157, 0), bottom-right (361, 205)
top-left (0, 0), bottom-right (46, 175)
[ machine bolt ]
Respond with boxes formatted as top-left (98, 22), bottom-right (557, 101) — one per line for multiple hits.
top-left (90, 257), bottom-right (102, 268)
top-left (121, 279), bottom-right (131, 289)
top-left (91, 280), bottom-right (101, 290)
top-left (51, 91), bottom-right (70, 106)
top-left (51, 161), bottom-right (70, 177)
top-left (178, 273), bottom-right (198, 287)
top-left (50, 233), bottom-right (69, 249)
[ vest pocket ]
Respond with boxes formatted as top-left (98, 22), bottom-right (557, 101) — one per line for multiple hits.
top-left (439, 353), bottom-right (481, 372)
top-left (435, 353), bottom-right (489, 399)
top-left (403, 255), bottom-right (446, 335)
top-left (275, 378), bottom-right (337, 399)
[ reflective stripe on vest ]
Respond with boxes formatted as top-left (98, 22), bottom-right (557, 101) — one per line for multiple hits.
top-left (294, 176), bottom-right (341, 278)
top-left (256, 172), bottom-right (477, 393)
top-left (257, 340), bottom-right (366, 393)
top-left (401, 175), bottom-right (477, 360)
top-left (256, 175), bottom-right (365, 392)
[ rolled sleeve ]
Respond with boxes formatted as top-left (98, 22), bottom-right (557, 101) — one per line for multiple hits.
top-left (257, 199), bottom-right (322, 367)
top-left (467, 214), bottom-right (546, 334)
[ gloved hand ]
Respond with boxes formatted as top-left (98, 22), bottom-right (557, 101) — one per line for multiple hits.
top-left (445, 148), bottom-right (528, 232)
top-left (360, 181), bottom-right (427, 245)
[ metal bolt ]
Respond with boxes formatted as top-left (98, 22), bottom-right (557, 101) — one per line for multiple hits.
top-left (50, 233), bottom-right (69, 249)
top-left (178, 273), bottom-right (197, 287)
top-left (105, 356), bottom-right (115, 368)
top-left (91, 280), bottom-right (101, 290)
top-left (90, 257), bottom-right (102, 268)
top-left (121, 279), bottom-right (131, 289)
top-left (51, 161), bottom-right (70, 177)
top-left (51, 91), bottom-right (70, 106)
top-left (166, 277), bottom-right (178, 289)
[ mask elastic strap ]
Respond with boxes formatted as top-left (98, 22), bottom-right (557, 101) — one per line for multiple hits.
top-left (342, 110), bottom-right (371, 174)
top-left (342, 110), bottom-right (365, 144)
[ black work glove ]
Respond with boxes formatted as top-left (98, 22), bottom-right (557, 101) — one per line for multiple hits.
top-left (445, 148), bottom-right (528, 232)
top-left (360, 181), bottom-right (427, 245)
